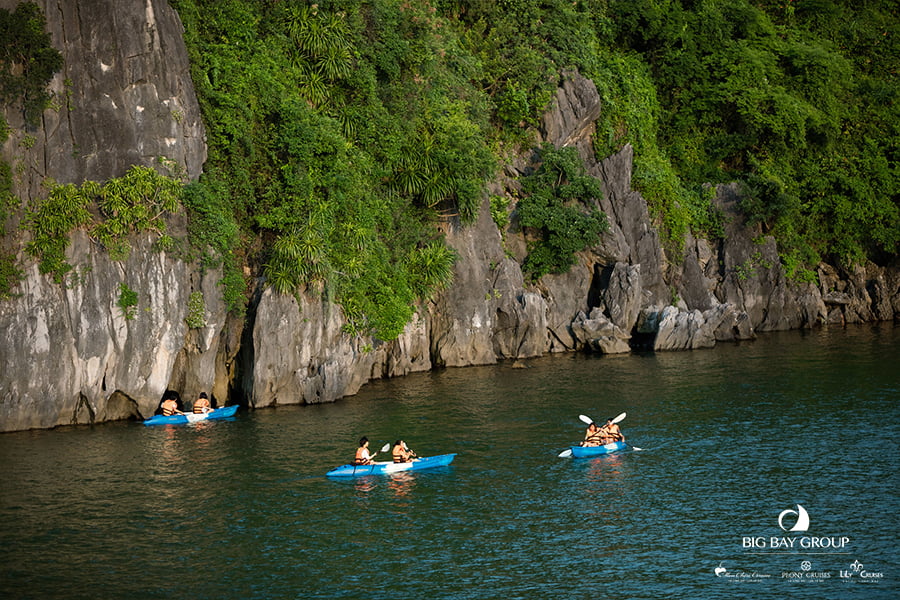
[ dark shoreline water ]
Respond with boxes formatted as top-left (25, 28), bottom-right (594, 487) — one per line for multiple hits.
top-left (1, 324), bottom-right (897, 599)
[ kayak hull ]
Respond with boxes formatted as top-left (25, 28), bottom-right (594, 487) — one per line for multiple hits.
top-left (569, 441), bottom-right (627, 458)
top-left (326, 453), bottom-right (457, 477)
top-left (143, 404), bottom-right (238, 426)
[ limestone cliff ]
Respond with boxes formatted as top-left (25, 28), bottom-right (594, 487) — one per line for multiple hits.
top-left (1, 0), bottom-right (206, 194)
top-left (0, 0), bottom-right (214, 431)
top-left (0, 6), bottom-right (896, 432)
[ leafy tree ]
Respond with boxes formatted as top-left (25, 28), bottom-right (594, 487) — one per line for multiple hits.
top-left (517, 145), bottom-right (609, 279)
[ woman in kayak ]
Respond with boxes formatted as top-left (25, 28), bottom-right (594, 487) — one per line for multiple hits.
top-left (193, 392), bottom-right (211, 414)
top-left (353, 437), bottom-right (374, 465)
top-left (392, 440), bottom-right (417, 463)
top-left (581, 422), bottom-right (603, 447)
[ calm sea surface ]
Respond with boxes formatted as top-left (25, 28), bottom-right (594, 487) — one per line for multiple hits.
top-left (1, 324), bottom-right (898, 599)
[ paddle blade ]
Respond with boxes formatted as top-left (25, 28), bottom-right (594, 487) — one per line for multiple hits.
top-left (631, 446), bottom-right (643, 451)
top-left (578, 414), bottom-right (594, 425)
top-left (380, 443), bottom-right (391, 453)
top-left (611, 411), bottom-right (627, 424)
top-left (558, 449), bottom-right (573, 458)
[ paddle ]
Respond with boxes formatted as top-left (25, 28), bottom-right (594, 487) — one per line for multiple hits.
top-left (402, 441), bottom-right (418, 460)
top-left (369, 442), bottom-right (391, 460)
top-left (580, 412), bottom-right (626, 426)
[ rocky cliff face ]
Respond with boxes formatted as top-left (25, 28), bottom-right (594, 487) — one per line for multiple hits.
top-left (0, 8), bottom-right (896, 432)
top-left (0, 0), bottom-right (215, 431)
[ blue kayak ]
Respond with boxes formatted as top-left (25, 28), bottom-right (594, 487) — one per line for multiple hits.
top-left (569, 441), bottom-right (627, 458)
top-left (143, 404), bottom-right (238, 426)
top-left (326, 453), bottom-right (457, 477)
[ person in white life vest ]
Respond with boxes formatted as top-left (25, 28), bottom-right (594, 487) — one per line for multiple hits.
top-left (353, 437), bottom-right (374, 465)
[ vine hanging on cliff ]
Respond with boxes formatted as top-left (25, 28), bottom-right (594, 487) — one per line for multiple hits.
top-left (0, 2), bottom-right (63, 126)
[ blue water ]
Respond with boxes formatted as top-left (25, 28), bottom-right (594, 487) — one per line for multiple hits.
top-left (1, 324), bottom-right (897, 599)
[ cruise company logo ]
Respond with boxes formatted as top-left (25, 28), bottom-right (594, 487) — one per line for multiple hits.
top-left (778, 504), bottom-right (810, 532)
top-left (712, 561), bottom-right (771, 582)
top-left (719, 504), bottom-right (886, 588)
top-left (782, 559), bottom-right (831, 582)
top-left (839, 560), bottom-right (885, 582)
top-left (741, 504), bottom-right (850, 551)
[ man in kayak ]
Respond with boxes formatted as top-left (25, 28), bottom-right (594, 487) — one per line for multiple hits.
top-left (599, 417), bottom-right (625, 443)
top-left (392, 440), bottom-right (417, 463)
top-left (581, 422), bottom-right (604, 447)
top-left (193, 392), bottom-right (211, 414)
top-left (353, 437), bottom-right (375, 465)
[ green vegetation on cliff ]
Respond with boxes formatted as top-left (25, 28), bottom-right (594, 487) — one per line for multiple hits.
top-left (3, 1), bottom-right (897, 332)
top-left (0, 2), bottom-right (63, 298)
top-left (172, 0), bottom-right (493, 337)
top-left (170, 0), bottom-right (895, 333)
top-left (605, 0), bottom-right (899, 274)
top-left (518, 144), bottom-right (609, 279)
top-left (0, 2), bottom-right (63, 126)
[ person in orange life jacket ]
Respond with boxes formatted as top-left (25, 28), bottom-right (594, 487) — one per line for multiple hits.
top-left (600, 417), bottom-right (624, 443)
top-left (581, 422), bottom-right (604, 447)
top-left (392, 440), bottom-right (417, 463)
top-left (193, 392), bottom-right (211, 414)
top-left (161, 397), bottom-right (182, 416)
top-left (354, 437), bottom-right (374, 465)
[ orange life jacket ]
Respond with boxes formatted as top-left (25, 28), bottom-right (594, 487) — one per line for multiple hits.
top-left (353, 447), bottom-right (370, 465)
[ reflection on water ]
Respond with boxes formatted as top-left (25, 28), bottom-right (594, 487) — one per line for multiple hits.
top-left (387, 471), bottom-right (416, 501)
top-left (0, 324), bottom-right (897, 599)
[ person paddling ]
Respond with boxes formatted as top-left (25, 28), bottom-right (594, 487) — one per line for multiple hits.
top-left (161, 396), bottom-right (183, 416)
top-left (391, 440), bottom-right (417, 463)
top-left (600, 417), bottom-right (624, 443)
top-left (193, 392), bottom-right (211, 414)
top-left (581, 422), bottom-right (604, 447)
top-left (353, 437), bottom-right (375, 465)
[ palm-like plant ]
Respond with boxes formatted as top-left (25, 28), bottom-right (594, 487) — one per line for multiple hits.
top-left (408, 241), bottom-right (456, 300)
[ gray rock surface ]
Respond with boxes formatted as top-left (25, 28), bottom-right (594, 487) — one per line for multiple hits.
top-left (1, 0), bottom-right (206, 202)
top-left (0, 232), bottom-right (222, 430)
